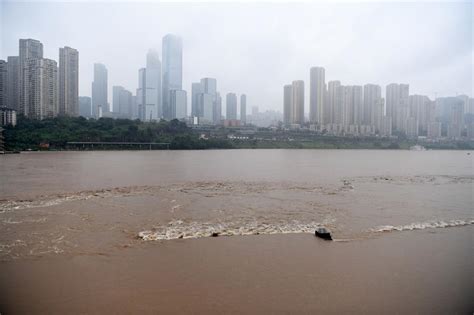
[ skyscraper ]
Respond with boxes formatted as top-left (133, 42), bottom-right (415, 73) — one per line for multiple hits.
top-left (113, 86), bottom-right (133, 119)
top-left (170, 89), bottom-right (187, 119)
top-left (291, 80), bottom-right (304, 125)
top-left (309, 67), bottom-right (325, 125)
top-left (79, 96), bottom-right (92, 118)
top-left (363, 84), bottom-right (382, 126)
top-left (162, 34), bottom-right (182, 120)
top-left (197, 78), bottom-right (217, 123)
top-left (240, 94), bottom-right (247, 124)
top-left (145, 49), bottom-right (162, 120)
top-left (6, 56), bottom-right (20, 110)
top-left (191, 82), bottom-right (203, 117)
top-left (136, 68), bottom-right (146, 120)
top-left (27, 58), bottom-right (58, 120)
top-left (226, 93), bottom-right (237, 120)
top-left (58, 46), bottom-right (79, 116)
top-left (214, 92), bottom-right (222, 124)
top-left (19, 39), bottom-right (43, 116)
top-left (386, 83), bottom-right (409, 132)
top-left (0, 60), bottom-right (6, 107)
top-left (327, 81), bottom-right (341, 125)
top-left (283, 84), bottom-right (292, 126)
top-left (91, 63), bottom-right (108, 118)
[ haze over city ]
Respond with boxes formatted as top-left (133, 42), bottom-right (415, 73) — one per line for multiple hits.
top-left (1, 1), bottom-right (472, 113)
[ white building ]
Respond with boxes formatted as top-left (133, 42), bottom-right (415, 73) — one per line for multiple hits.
top-left (309, 67), bottom-right (325, 125)
top-left (28, 58), bottom-right (58, 120)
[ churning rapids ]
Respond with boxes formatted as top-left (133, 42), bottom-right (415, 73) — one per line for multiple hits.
top-left (1, 150), bottom-right (472, 260)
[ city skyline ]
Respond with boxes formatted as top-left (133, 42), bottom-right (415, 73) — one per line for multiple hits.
top-left (1, 2), bottom-right (472, 114)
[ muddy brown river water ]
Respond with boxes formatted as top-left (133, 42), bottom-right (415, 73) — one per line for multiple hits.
top-left (0, 150), bottom-right (472, 313)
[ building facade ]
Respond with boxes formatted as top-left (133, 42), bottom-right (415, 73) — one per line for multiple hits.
top-left (19, 39), bottom-right (43, 117)
top-left (91, 63), bottom-right (108, 118)
top-left (309, 67), bottom-right (325, 125)
top-left (240, 94), bottom-right (247, 124)
top-left (58, 46), bottom-right (79, 116)
top-left (162, 34), bottom-right (182, 120)
top-left (226, 93), bottom-right (237, 120)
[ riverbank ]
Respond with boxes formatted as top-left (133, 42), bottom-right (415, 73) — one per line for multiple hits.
top-left (3, 116), bottom-right (473, 151)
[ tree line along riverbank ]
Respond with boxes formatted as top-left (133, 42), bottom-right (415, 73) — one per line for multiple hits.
top-left (2, 116), bottom-right (473, 151)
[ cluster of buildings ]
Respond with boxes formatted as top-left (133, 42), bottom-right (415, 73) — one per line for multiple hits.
top-left (77, 34), bottom-right (249, 126)
top-left (0, 35), bottom-right (250, 127)
top-left (284, 67), bottom-right (474, 140)
top-left (0, 39), bottom-right (78, 122)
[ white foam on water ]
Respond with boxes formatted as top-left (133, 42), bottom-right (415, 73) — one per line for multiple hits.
top-left (138, 219), bottom-right (328, 241)
top-left (370, 219), bottom-right (474, 233)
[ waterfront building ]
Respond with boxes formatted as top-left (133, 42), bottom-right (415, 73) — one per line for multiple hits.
top-left (170, 89), bottom-right (187, 119)
top-left (0, 60), bottom-right (6, 107)
top-left (309, 67), bottom-right (325, 125)
top-left (226, 93), bottom-right (237, 120)
top-left (191, 82), bottom-right (203, 118)
top-left (162, 34), bottom-right (182, 120)
top-left (240, 94), bottom-right (247, 124)
top-left (27, 58), bottom-right (58, 120)
top-left (214, 92), bottom-right (222, 124)
top-left (386, 83), bottom-right (409, 132)
top-left (145, 49), bottom-right (162, 120)
top-left (79, 96), bottom-right (92, 118)
top-left (291, 80), bottom-right (304, 125)
top-left (58, 46), bottom-right (79, 116)
top-left (136, 68), bottom-right (146, 120)
top-left (283, 84), bottom-right (292, 126)
top-left (19, 39), bottom-right (43, 117)
top-left (0, 107), bottom-right (17, 126)
top-left (91, 63), bottom-right (108, 118)
top-left (327, 81), bottom-right (341, 126)
top-left (6, 56), bottom-right (20, 111)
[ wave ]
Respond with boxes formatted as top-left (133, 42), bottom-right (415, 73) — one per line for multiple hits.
top-left (370, 219), bottom-right (474, 233)
top-left (137, 219), bottom-right (331, 241)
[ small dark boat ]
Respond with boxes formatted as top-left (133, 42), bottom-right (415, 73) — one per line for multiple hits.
top-left (315, 227), bottom-right (332, 240)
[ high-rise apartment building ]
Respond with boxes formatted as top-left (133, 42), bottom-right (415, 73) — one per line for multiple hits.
top-left (240, 94), bottom-right (247, 124)
top-left (309, 67), bottom-right (325, 125)
top-left (27, 58), bottom-right (58, 120)
top-left (162, 34), bottom-right (182, 120)
top-left (291, 80), bottom-right (304, 125)
top-left (6, 56), bottom-right (20, 110)
top-left (0, 60), bottom-right (7, 107)
top-left (386, 83), bottom-right (409, 132)
top-left (283, 84), bottom-right (292, 126)
top-left (363, 84), bottom-right (382, 125)
top-left (58, 46), bottom-right (79, 116)
top-left (19, 39), bottom-right (43, 117)
top-left (91, 63), bottom-right (108, 118)
top-left (327, 81), bottom-right (341, 126)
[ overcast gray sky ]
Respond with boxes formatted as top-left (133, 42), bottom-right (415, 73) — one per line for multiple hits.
top-left (1, 1), bottom-right (472, 113)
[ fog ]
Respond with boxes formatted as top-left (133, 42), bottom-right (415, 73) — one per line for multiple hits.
top-left (1, 1), bottom-right (472, 112)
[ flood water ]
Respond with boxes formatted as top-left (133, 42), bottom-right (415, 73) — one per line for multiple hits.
top-left (1, 149), bottom-right (473, 256)
top-left (0, 150), bottom-right (473, 313)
